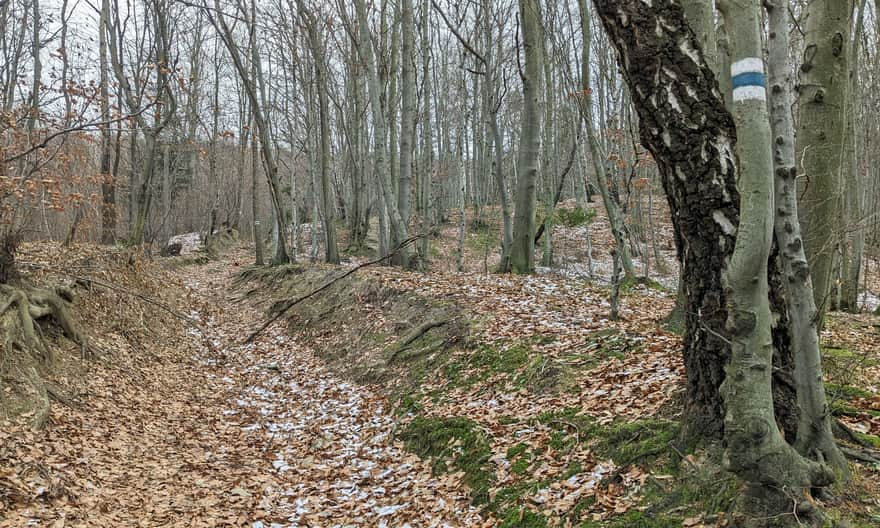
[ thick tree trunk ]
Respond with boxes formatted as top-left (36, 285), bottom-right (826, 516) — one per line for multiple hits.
top-left (509, 0), bottom-right (543, 274)
top-left (720, 3), bottom-right (834, 519)
top-left (796, 0), bottom-right (853, 326)
top-left (592, 1), bottom-right (840, 522)
top-left (591, 0), bottom-right (737, 440)
top-left (396, 0), bottom-right (416, 267)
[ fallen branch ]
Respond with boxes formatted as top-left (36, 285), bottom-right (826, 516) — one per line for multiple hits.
top-left (387, 319), bottom-right (450, 363)
top-left (244, 233), bottom-right (427, 344)
top-left (17, 261), bottom-right (200, 326)
top-left (46, 384), bottom-right (83, 411)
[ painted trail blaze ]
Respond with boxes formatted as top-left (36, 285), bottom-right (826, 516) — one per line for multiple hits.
top-left (731, 57), bottom-right (766, 102)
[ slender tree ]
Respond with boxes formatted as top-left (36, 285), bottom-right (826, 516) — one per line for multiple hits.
top-left (509, 0), bottom-right (543, 274)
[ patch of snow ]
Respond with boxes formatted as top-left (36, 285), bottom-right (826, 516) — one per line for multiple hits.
top-left (166, 232), bottom-right (202, 255)
top-left (375, 503), bottom-right (409, 516)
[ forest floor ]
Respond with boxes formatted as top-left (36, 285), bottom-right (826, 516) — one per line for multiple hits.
top-left (2, 208), bottom-right (880, 527)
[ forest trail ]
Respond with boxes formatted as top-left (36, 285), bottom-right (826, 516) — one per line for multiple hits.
top-left (1, 246), bottom-right (482, 527)
top-left (3, 241), bottom-right (879, 527)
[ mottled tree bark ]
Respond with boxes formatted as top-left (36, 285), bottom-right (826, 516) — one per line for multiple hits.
top-left (396, 0), bottom-right (416, 267)
top-left (591, 0), bottom-right (738, 441)
top-left (591, 0), bottom-right (840, 522)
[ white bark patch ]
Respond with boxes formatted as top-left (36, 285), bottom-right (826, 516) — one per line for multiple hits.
top-left (685, 85), bottom-right (698, 101)
top-left (730, 57), bottom-right (764, 77)
top-left (657, 16), bottom-right (676, 33)
top-left (667, 90), bottom-right (682, 112)
top-left (713, 137), bottom-right (734, 176)
top-left (675, 166), bottom-right (687, 181)
top-left (678, 38), bottom-right (700, 64)
top-left (713, 210), bottom-right (736, 235)
top-left (662, 67), bottom-right (678, 81)
top-left (662, 130), bottom-right (672, 147)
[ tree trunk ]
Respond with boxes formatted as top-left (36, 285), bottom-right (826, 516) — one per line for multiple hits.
top-left (590, 0), bottom-right (739, 443)
top-left (352, 0), bottom-right (408, 262)
top-left (765, 0), bottom-right (849, 479)
top-left (839, 0), bottom-right (868, 312)
top-left (298, 2), bottom-right (339, 264)
top-left (396, 0), bottom-right (416, 267)
top-left (576, 0), bottom-right (634, 280)
top-left (99, 0), bottom-right (116, 244)
top-left (509, 0), bottom-right (543, 274)
top-left (591, 1), bottom-right (840, 522)
top-left (796, 0), bottom-right (853, 326)
top-left (252, 122), bottom-right (264, 266)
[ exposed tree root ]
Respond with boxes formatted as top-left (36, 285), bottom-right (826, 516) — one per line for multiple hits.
top-left (1, 282), bottom-right (89, 430)
top-left (838, 445), bottom-right (880, 465)
top-left (0, 283), bottom-right (88, 361)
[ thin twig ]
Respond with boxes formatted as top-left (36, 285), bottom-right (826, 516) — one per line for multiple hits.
top-left (243, 233), bottom-right (428, 344)
top-left (17, 261), bottom-right (200, 326)
top-left (2, 103), bottom-right (157, 164)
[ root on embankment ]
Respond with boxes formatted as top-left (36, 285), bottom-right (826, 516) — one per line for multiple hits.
top-left (0, 282), bottom-right (88, 430)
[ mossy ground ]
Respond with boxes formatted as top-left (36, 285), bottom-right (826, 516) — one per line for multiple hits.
top-left (398, 416), bottom-right (494, 505)
top-left (236, 258), bottom-right (879, 526)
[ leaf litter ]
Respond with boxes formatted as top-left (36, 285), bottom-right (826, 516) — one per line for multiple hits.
top-left (2, 223), bottom-right (879, 527)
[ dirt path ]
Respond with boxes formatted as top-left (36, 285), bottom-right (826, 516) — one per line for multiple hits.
top-left (1, 249), bottom-right (482, 527)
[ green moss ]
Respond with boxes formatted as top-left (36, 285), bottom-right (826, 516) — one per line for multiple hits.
top-left (562, 329), bottom-right (643, 369)
top-left (499, 507), bottom-right (548, 528)
top-left (582, 510), bottom-right (680, 528)
top-left (821, 509), bottom-right (880, 528)
top-left (443, 342), bottom-right (533, 388)
top-left (398, 416), bottom-right (494, 505)
top-left (505, 443), bottom-right (534, 476)
top-left (396, 394), bottom-right (423, 415)
top-left (489, 480), bottom-right (554, 521)
top-left (854, 432), bottom-right (880, 448)
top-left (513, 355), bottom-right (575, 393)
top-left (825, 382), bottom-right (873, 401)
top-left (565, 496), bottom-right (596, 522)
top-left (511, 455), bottom-right (532, 476)
top-left (536, 407), bottom-right (598, 437)
top-left (829, 399), bottom-right (880, 418)
top-left (823, 346), bottom-right (859, 359)
top-left (822, 346), bottom-right (879, 369)
top-left (506, 443), bottom-right (529, 459)
top-left (562, 461), bottom-right (583, 480)
top-left (597, 419), bottom-right (679, 466)
top-left (498, 415), bottom-right (520, 425)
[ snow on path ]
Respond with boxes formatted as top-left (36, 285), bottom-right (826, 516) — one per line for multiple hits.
top-left (178, 253), bottom-right (484, 527)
